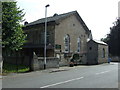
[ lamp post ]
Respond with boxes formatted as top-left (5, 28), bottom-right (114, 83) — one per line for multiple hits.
top-left (44, 4), bottom-right (50, 69)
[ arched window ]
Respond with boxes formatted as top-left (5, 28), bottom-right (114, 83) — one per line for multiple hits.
top-left (102, 48), bottom-right (105, 58)
top-left (77, 37), bottom-right (81, 53)
top-left (64, 34), bottom-right (70, 53)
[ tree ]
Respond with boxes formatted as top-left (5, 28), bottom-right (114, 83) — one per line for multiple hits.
top-left (101, 18), bottom-right (120, 56)
top-left (2, 2), bottom-right (26, 52)
top-left (109, 19), bottom-right (120, 56)
top-left (101, 34), bottom-right (110, 44)
top-left (2, 2), bottom-right (26, 72)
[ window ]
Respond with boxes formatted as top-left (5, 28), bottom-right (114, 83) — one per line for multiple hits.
top-left (64, 34), bottom-right (70, 53)
top-left (73, 24), bottom-right (75, 26)
top-left (102, 48), bottom-right (105, 58)
top-left (55, 44), bottom-right (61, 49)
top-left (89, 47), bottom-right (92, 50)
top-left (77, 37), bottom-right (81, 52)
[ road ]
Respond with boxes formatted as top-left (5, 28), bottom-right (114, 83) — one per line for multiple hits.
top-left (2, 62), bottom-right (118, 88)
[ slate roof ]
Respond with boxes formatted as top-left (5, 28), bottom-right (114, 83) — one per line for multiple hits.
top-left (87, 39), bottom-right (107, 46)
top-left (26, 11), bottom-right (75, 26)
top-left (93, 40), bottom-right (107, 45)
top-left (25, 11), bottom-right (90, 33)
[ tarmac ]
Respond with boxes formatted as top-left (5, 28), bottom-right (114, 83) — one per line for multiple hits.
top-left (1, 65), bottom-right (88, 78)
top-left (0, 62), bottom-right (116, 78)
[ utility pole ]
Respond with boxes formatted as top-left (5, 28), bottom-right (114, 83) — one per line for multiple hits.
top-left (44, 4), bottom-right (50, 69)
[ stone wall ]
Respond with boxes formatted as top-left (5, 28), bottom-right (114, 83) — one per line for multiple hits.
top-left (54, 14), bottom-right (89, 65)
top-left (98, 44), bottom-right (108, 64)
top-left (59, 54), bottom-right (70, 66)
top-left (55, 14), bottom-right (88, 55)
top-left (3, 55), bottom-right (60, 71)
top-left (111, 56), bottom-right (120, 62)
top-left (87, 40), bottom-right (108, 64)
top-left (87, 40), bottom-right (98, 64)
top-left (81, 53), bottom-right (88, 64)
top-left (31, 53), bottom-right (60, 70)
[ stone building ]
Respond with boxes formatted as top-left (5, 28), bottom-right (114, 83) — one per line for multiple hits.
top-left (3, 10), bottom-right (108, 70)
top-left (87, 39), bottom-right (108, 64)
top-left (23, 11), bottom-right (92, 68)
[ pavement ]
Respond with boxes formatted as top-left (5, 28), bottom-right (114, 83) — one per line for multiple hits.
top-left (0, 62), bottom-right (116, 79)
top-left (39, 62), bottom-right (116, 73)
top-left (2, 62), bottom-right (112, 77)
top-left (2, 65), bottom-right (78, 77)
top-left (1, 64), bottom-right (91, 78)
top-left (2, 62), bottom-right (118, 88)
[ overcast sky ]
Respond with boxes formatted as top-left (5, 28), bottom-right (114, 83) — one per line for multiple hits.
top-left (17, 0), bottom-right (119, 40)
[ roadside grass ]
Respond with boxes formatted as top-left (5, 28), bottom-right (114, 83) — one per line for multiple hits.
top-left (3, 62), bottom-right (30, 74)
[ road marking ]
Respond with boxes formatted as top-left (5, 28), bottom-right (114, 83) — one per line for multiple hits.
top-left (40, 77), bottom-right (84, 88)
top-left (95, 70), bottom-right (111, 75)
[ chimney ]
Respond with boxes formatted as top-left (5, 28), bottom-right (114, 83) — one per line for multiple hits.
top-left (53, 13), bottom-right (58, 17)
top-left (24, 21), bottom-right (28, 25)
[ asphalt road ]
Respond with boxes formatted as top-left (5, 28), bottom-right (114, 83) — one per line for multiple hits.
top-left (2, 62), bottom-right (118, 88)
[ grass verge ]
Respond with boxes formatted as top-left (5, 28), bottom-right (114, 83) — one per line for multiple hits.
top-left (3, 62), bottom-right (30, 74)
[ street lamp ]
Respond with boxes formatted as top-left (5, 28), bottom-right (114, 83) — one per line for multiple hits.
top-left (44, 4), bottom-right (50, 69)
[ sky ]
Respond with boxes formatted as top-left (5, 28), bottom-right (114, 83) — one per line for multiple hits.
top-left (16, 0), bottom-right (119, 40)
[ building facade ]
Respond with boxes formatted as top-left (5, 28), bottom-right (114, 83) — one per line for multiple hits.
top-left (2, 11), bottom-right (108, 70)
top-left (87, 39), bottom-right (108, 64)
top-left (23, 11), bottom-right (92, 67)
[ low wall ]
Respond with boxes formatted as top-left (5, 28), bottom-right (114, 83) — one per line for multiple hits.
top-left (3, 55), bottom-right (60, 71)
top-left (98, 58), bottom-right (107, 64)
top-left (111, 56), bottom-right (120, 62)
top-left (31, 53), bottom-right (60, 70)
top-left (39, 57), bottom-right (59, 69)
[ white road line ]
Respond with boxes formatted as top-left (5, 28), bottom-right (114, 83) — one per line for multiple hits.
top-left (95, 70), bottom-right (111, 75)
top-left (40, 77), bottom-right (84, 88)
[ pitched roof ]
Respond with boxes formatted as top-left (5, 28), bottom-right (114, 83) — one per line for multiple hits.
top-left (25, 11), bottom-right (90, 33)
top-left (87, 39), bottom-right (107, 46)
top-left (26, 11), bottom-right (75, 26)
top-left (93, 40), bottom-right (107, 45)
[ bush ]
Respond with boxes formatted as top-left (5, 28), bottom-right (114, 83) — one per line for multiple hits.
top-left (3, 62), bottom-right (29, 73)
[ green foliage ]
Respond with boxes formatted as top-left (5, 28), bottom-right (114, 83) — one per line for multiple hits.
top-left (2, 2), bottom-right (26, 51)
top-left (3, 62), bottom-right (29, 73)
top-left (73, 54), bottom-right (79, 60)
top-left (109, 19), bottom-right (120, 56)
top-left (101, 34), bottom-right (110, 44)
top-left (101, 18), bottom-right (120, 56)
